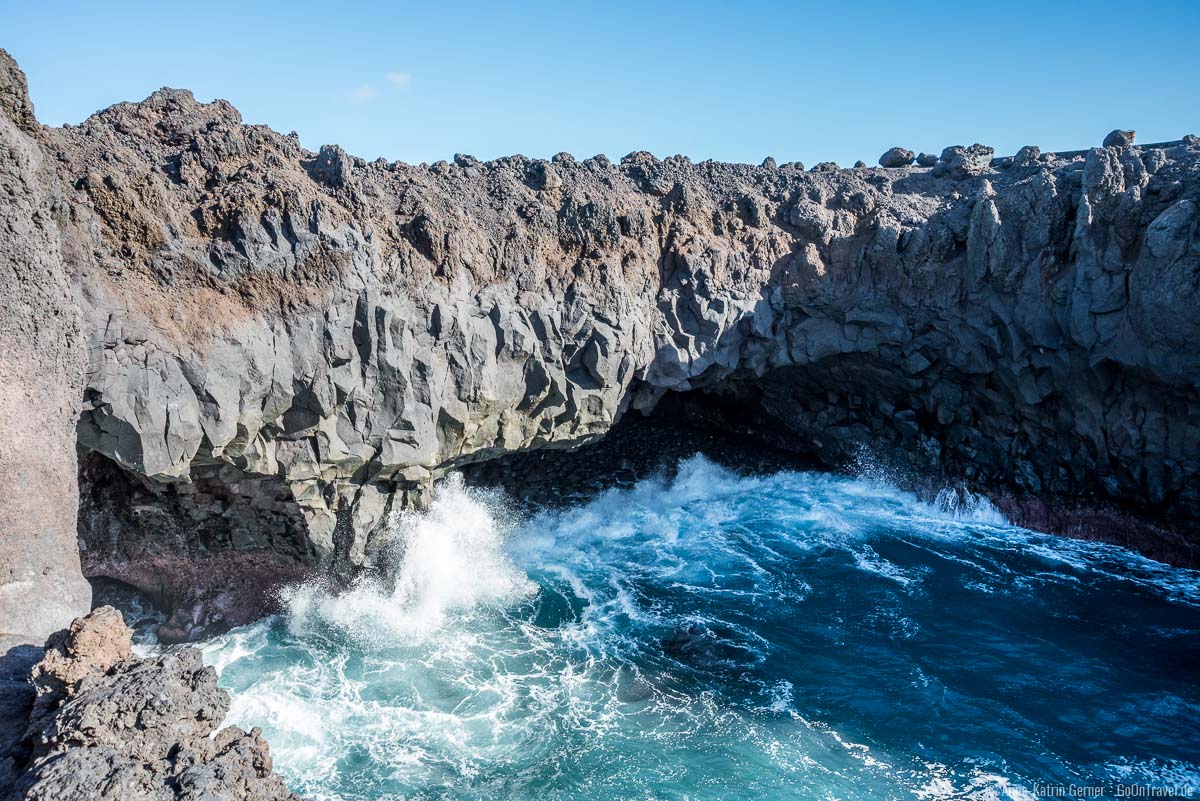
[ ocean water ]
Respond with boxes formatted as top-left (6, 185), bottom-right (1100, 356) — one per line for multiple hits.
top-left (201, 457), bottom-right (1200, 801)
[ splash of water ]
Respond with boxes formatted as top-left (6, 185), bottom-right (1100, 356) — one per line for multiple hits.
top-left (202, 456), bottom-right (1200, 801)
top-left (933, 485), bottom-right (1007, 524)
top-left (282, 475), bottom-right (534, 646)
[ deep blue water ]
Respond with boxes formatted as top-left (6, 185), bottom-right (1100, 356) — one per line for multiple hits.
top-left (201, 457), bottom-right (1200, 801)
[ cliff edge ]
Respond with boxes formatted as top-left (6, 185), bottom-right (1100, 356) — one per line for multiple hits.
top-left (0, 51), bottom-right (90, 651)
top-left (1, 48), bottom-right (1198, 641)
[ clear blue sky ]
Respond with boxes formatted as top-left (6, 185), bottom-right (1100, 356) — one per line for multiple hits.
top-left (4, 0), bottom-right (1198, 166)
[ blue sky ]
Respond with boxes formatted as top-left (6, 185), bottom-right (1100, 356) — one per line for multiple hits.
top-left (4, 0), bottom-right (1198, 166)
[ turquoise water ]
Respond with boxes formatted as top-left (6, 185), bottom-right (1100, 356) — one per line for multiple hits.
top-left (201, 457), bottom-right (1200, 801)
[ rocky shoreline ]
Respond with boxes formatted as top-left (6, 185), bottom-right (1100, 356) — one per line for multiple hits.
top-left (2, 42), bottom-right (1200, 799)
top-left (31, 58), bottom-right (1195, 623)
top-left (1, 607), bottom-right (301, 800)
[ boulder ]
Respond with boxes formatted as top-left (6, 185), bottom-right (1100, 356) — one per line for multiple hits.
top-left (1103, 129), bottom-right (1136, 148)
top-left (879, 147), bottom-right (915, 168)
top-left (932, 143), bottom-right (995, 179)
top-left (308, 144), bottom-right (353, 187)
top-left (1014, 145), bottom-right (1041, 166)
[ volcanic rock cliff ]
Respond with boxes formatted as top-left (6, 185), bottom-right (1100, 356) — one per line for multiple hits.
top-left (1, 49), bottom-right (1199, 642)
top-left (0, 51), bottom-right (90, 651)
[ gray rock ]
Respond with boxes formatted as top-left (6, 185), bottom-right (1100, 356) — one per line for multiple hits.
top-left (308, 144), bottom-right (353, 187)
top-left (527, 159), bottom-right (562, 190)
top-left (1014, 145), bottom-right (1041, 166)
top-left (916, 152), bottom-right (938, 167)
top-left (1103, 129), bottom-right (1136, 148)
top-left (9, 608), bottom-right (303, 801)
top-left (932, 144), bottom-right (995, 178)
top-left (879, 147), bottom-right (915, 168)
top-left (0, 49), bottom-right (91, 653)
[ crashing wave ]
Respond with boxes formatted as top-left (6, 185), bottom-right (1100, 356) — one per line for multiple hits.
top-left (932, 485), bottom-right (1007, 524)
top-left (200, 455), bottom-right (1200, 801)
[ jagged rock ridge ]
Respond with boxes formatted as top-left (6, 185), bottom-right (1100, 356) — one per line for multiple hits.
top-left (2, 49), bottom-right (1199, 639)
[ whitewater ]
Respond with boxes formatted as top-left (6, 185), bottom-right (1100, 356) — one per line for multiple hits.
top-left (200, 456), bottom-right (1200, 801)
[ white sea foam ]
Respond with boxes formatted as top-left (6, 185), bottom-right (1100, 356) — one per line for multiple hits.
top-left (199, 454), bottom-right (1200, 801)
top-left (282, 474), bottom-right (535, 645)
top-left (933, 486), bottom-right (1008, 525)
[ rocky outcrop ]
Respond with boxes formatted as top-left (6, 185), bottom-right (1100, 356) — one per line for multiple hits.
top-left (0, 50), bottom-right (91, 653)
top-left (5, 607), bottom-right (302, 801)
top-left (50, 84), bottom-right (1200, 577)
top-left (2, 47), bottom-right (1199, 636)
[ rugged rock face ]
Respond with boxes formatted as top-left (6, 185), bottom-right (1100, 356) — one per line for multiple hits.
top-left (879, 147), bottom-right (915, 168)
top-left (0, 50), bottom-right (91, 652)
top-left (1, 48), bottom-right (1199, 634)
top-left (56, 86), bottom-right (1200, 565)
top-left (5, 607), bottom-right (302, 801)
top-left (77, 452), bottom-right (311, 642)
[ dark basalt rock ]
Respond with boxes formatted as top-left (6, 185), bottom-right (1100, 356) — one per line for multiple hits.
top-left (5, 607), bottom-right (303, 801)
top-left (932, 143), bottom-right (995, 178)
top-left (878, 146), bottom-right (915, 168)
top-left (1013, 145), bottom-right (1041, 166)
top-left (1103, 128), bottom-right (1136, 148)
top-left (661, 622), bottom-right (761, 671)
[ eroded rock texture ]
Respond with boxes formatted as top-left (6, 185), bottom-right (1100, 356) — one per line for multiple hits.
top-left (46, 87), bottom-right (1200, 574)
top-left (2, 48), bottom-right (1199, 632)
top-left (5, 607), bottom-right (302, 801)
top-left (0, 50), bottom-right (91, 652)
